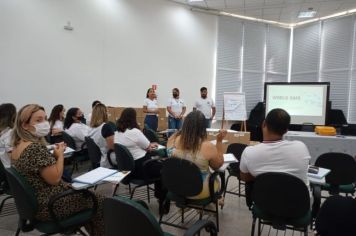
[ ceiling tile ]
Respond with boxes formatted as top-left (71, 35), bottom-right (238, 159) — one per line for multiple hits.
top-left (262, 7), bottom-right (282, 16)
top-left (225, 0), bottom-right (245, 8)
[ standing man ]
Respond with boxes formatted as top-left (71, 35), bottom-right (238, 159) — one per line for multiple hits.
top-left (193, 87), bottom-right (216, 128)
top-left (167, 88), bottom-right (186, 132)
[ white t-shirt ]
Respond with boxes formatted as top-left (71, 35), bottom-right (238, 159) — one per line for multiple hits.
top-left (167, 98), bottom-right (185, 117)
top-left (240, 140), bottom-right (311, 186)
top-left (144, 98), bottom-right (158, 115)
top-left (194, 97), bottom-right (215, 119)
top-left (53, 120), bottom-right (64, 130)
top-left (64, 123), bottom-right (90, 151)
top-left (114, 128), bottom-right (150, 161)
top-left (88, 123), bottom-right (115, 168)
top-left (0, 128), bottom-right (12, 168)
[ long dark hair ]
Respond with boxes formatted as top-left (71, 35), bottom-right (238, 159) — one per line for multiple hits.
top-left (48, 104), bottom-right (64, 128)
top-left (177, 111), bottom-right (207, 154)
top-left (63, 107), bottom-right (79, 129)
top-left (116, 108), bottom-right (139, 132)
top-left (146, 88), bottom-right (153, 98)
top-left (0, 103), bottom-right (16, 132)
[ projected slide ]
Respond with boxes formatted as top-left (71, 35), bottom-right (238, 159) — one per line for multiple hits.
top-left (267, 86), bottom-right (323, 116)
top-left (265, 83), bottom-right (329, 125)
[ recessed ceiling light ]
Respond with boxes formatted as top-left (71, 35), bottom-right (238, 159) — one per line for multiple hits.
top-left (189, 0), bottom-right (204, 2)
top-left (298, 8), bottom-right (317, 18)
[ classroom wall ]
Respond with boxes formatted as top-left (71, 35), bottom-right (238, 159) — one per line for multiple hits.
top-left (0, 0), bottom-right (218, 115)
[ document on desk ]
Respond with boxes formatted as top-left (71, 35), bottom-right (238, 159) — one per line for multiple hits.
top-left (103, 171), bottom-right (130, 184)
top-left (307, 166), bottom-right (330, 179)
top-left (223, 153), bottom-right (238, 163)
top-left (73, 167), bottom-right (118, 185)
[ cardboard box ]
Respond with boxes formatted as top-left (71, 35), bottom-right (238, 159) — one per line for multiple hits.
top-left (107, 107), bottom-right (118, 123)
top-left (157, 108), bottom-right (166, 118)
top-left (137, 116), bottom-right (145, 130)
top-left (158, 117), bottom-right (168, 131)
top-left (207, 129), bottom-right (251, 152)
top-left (134, 107), bottom-right (143, 117)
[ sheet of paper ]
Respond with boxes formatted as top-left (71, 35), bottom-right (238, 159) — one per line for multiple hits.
top-left (223, 153), bottom-right (238, 163)
top-left (103, 171), bottom-right (131, 184)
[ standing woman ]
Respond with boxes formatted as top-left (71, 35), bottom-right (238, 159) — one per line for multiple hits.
top-left (88, 103), bottom-right (116, 168)
top-left (0, 103), bottom-right (16, 168)
top-left (10, 104), bottom-right (104, 235)
top-left (63, 108), bottom-right (90, 151)
top-left (48, 104), bottom-right (65, 143)
top-left (167, 88), bottom-right (186, 131)
top-left (143, 88), bottom-right (159, 131)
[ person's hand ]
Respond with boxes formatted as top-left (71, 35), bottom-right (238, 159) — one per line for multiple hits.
top-left (53, 142), bottom-right (65, 159)
top-left (51, 128), bottom-right (62, 135)
top-left (216, 130), bottom-right (227, 142)
top-left (148, 142), bottom-right (159, 151)
top-left (178, 114), bottom-right (183, 119)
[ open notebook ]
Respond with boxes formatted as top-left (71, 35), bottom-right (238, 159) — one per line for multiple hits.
top-left (72, 167), bottom-right (130, 189)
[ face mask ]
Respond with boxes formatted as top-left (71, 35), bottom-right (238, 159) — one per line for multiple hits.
top-left (33, 121), bottom-right (50, 137)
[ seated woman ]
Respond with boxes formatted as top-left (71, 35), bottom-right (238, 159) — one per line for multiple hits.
top-left (166, 110), bottom-right (226, 200)
top-left (48, 104), bottom-right (65, 143)
top-left (0, 103), bottom-right (16, 168)
top-left (11, 104), bottom-right (104, 235)
top-left (114, 108), bottom-right (165, 200)
top-left (63, 107), bottom-right (90, 151)
top-left (88, 103), bottom-right (116, 168)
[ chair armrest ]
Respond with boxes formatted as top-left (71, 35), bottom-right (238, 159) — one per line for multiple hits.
top-left (107, 149), bottom-right (117, 168)
top-left (311, 184), bottom-right (322, 219)
top-left (208, 171), bottom-right (225, 201)
top-left (48, 188), bottom-right (98, 228)
top-left (183, 219), bottom-right (217, 236)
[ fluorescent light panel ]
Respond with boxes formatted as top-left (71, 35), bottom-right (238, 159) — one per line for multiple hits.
top-left (298, 11), bottom-right (317, 18)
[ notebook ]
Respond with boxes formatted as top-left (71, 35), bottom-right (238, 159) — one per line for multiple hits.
top-left (73, 167), bottom-right (118, 185)
top-left (307, 166), bottom-right (330, 179)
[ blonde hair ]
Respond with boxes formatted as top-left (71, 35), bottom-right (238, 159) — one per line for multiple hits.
top-left (90, 103), bottom-right (108, 128)
top-left (12, 104), bottom-right (47, 147)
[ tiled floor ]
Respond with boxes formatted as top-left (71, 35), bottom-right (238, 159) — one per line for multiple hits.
top-left (0, 162), bottom-right (314, 236)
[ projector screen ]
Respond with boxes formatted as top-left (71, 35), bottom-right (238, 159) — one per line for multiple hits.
top-left (264, 82), bottom-right (330, 125)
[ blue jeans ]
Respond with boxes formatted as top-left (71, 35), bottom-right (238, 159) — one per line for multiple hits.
top-left (168, 116), bottom-right (182, 130)
top-left (144, 115), bottom-right (158, 131)
top-left (205, 119), bottom-right (212, 128)
top-left (168, 116), bottom-right (182, 137)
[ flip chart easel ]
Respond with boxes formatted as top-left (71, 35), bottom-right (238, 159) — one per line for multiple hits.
top-left (223, 92), bottom-right (247, 131)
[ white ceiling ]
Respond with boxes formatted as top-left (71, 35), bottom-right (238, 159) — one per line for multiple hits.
top-left (169, 0), bottom-right (356, 24)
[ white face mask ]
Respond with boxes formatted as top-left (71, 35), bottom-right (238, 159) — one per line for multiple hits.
top-left (33, 121), bottom-right (50, 137)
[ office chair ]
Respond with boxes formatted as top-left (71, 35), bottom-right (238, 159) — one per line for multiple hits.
top-left (160, 158), bottom-right (224, 231)
top-left (112, 143), bottom-right (160, 201)
top-left (5, 167), bottom-right (97, 236)
top-left (104, 196), bottom-right (218, 236)
top-left (250, 172), bottom-right (311, 236)
top-left (223, 143), bottom-right (248, 199)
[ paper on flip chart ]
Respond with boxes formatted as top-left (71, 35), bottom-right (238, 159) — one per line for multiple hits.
top-left (73, 167), bottom-right (118, 185)
top-left (223, 153), bottom-right (238, 163)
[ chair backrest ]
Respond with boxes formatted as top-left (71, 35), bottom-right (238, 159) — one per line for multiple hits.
top-left (226, 143), bottom-right (248, 161)
top-left (252, 172), bottom-right (310, 220)
top-left (0, 160), bottom-right (9, 191)
top-left (5, 167), bottom-right (38, 222)
top-left (161, 158), bottom-right (203, 197)
top-left (114, 143), bottom-right (135, 172)
top-left (104, 196), bottom-right (163, 236)
top-left (85, 137), bottom-right (102, 169)
top-left (315, 152), bottom-right (356, 185)
top-left (315, 195), bottom-right (356, 236)
top-left (62, 132), bottom-right (77, 150)
top-left (143, 125), bottom-right (160, 143)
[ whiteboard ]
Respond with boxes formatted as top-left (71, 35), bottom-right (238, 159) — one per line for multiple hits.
top-left (223, 92), bottom-right (247, 121)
